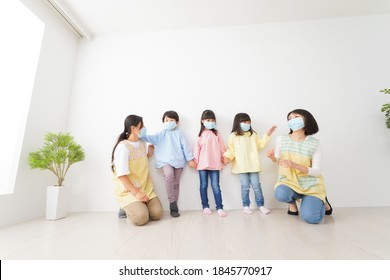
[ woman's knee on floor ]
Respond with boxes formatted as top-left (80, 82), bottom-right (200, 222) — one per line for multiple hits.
top-left (300, 196), bottom-right (325, 224)
top-left (148, 197), bottom-right (163, 221)
top-left (300, 211), bottom-right (324, 224)
top-left (123, 202), bottom-right (150, 226)
top-left (131, 212), bottom-right (149, 226)
top-left (274, 185), bottom-right (293, 202)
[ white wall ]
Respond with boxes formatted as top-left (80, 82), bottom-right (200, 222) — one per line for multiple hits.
top-left (67, 14), bottom-right (390, 213)
top-left (0, 0), bottom-right (79, 228)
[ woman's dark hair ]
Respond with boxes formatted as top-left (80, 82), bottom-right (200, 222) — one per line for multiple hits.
top-left (198, 109), bottom-right (218, 137)
top-left (231, 113), bottom-right (255, 136)
top-left (111, 115), bottom-right (143, 172)
top-left (162, 110), bottom-right (179, 122)
top-left (287, 109), bottom-right (319, 135)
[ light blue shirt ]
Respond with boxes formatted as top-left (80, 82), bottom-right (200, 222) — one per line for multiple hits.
top-left (141, 128), bottom-right (194, 169)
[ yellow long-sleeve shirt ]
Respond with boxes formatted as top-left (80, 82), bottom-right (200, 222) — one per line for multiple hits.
top-left (224, 132), bottom-right (271, 174)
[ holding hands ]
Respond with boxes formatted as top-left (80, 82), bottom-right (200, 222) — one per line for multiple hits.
top-left (188, 159), bottom-right (197, 169)
top-left (223, 157), bottom-right (231, 165)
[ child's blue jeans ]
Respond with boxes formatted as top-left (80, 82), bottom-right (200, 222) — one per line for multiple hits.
top-left (239, 172), bottom-right (265, 207)
top-left (199, 170), bottom-right (223, 210)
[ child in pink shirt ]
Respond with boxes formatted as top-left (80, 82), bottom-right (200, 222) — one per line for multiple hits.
top-left (193, 110), bottom-right (227, 217)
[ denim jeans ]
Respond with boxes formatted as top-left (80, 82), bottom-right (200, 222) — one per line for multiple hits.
top-left (239, 172), bottom-right (265, 207)
top-left (274, 184), bottom-right (325, 224)
top-left (199, 170), bottom-right (223, 210)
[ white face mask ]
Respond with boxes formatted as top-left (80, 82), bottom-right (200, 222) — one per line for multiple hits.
top-left (288, 117), bottom-right (305, 131)
top-left (163, 121), bottom-right (177, 130)
top-left (138, 127), bottom-right (147, 138)
top-left (203, 121), bottom-right (216, 130)
top-left (240, 123), bottom-right (251, 132)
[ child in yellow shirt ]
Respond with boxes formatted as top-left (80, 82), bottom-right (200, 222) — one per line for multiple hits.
top-left (224, 113), bottom-right (276, 215)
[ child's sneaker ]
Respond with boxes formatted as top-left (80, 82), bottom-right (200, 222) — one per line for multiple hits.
top-left (217, 209), bottom-right (227, 217)
top-left (243, 206), bottom-right (253, 214)
top-left (259, 206), bottom-right (270, 214)
top-left (203, 208), bottom-right (212, 215)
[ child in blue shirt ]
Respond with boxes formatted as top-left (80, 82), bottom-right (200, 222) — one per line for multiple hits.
top-left (141, 110), bottom-right (196, 217)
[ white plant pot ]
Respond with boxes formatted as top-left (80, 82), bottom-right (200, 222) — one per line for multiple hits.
top-left (46, 185), bottom-right (70, 220)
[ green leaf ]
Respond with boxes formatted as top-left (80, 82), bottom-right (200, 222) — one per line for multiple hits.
top-left (380, 88), bottom-right (390, 94)
top-left (381, 103), bottom-right (390, 112)
top-left (28, 132), bottom-right (85, 186)
top-left (379, 90), bottom-right (390, 129)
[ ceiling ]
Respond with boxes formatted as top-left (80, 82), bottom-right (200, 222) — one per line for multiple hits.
top-left (50, 0), bottom-right (390, 38)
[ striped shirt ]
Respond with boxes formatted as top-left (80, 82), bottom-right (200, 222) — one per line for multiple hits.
top-left (274, 135), bottom-right (327, 202)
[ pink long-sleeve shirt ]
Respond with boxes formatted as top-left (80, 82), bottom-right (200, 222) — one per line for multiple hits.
top-left (193, 130), bottom-right (226, 170)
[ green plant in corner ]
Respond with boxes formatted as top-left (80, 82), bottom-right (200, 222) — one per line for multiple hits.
top-left (380, 89), bottom-right (390, 129)
top-left (28, 132), bottom-right (85, 186)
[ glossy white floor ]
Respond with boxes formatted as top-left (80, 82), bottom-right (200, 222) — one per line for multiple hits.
top-left (0, 207), bottom-right (389, 260)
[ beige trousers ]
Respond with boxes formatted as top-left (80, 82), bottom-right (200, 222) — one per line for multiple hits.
top-left (123, 197), bottom-right (163, 226)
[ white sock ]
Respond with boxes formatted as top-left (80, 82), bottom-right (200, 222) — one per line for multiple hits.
top-left (217, 209), bottom-right (227, 217)
top-left (259, 206), bottom-right (270, 214)
top-left (203, 208), bottom-right (212, 215)
top-left (243, 206), bottom-right (253, 214)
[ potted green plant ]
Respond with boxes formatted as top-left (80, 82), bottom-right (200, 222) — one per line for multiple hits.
top-left (28, 132), bottom-right (85, 220)
top-left (379, 89), bottom-right (390, 129)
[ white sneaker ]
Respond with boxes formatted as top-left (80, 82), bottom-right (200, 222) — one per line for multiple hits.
top-left (259, 206), bottom-right (270, 214)
top-left (203, 208), bottom-right (212, 215)
top-left (243, 206), bottom-right (253, 214)
top-left (217, 209), bottom-right (227, 217)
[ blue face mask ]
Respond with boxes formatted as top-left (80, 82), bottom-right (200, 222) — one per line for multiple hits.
top-left (203, 121), bottom-right (216, 130)
top-left (138, 127), bottom-right (147, 138)
top-left (164, 121), bottom-right (177, 130)
top-left (240, 123), bottom-right (251, 132)
top-left (288, 117), bottom-right (305, 131)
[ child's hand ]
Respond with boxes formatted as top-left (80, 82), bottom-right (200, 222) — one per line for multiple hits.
top-left (223, 157), bottom-right (231, 165)
top-left (188, 160), bottom-right (197, 169)
top-left (267, 125), bottom-right (277, 136)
